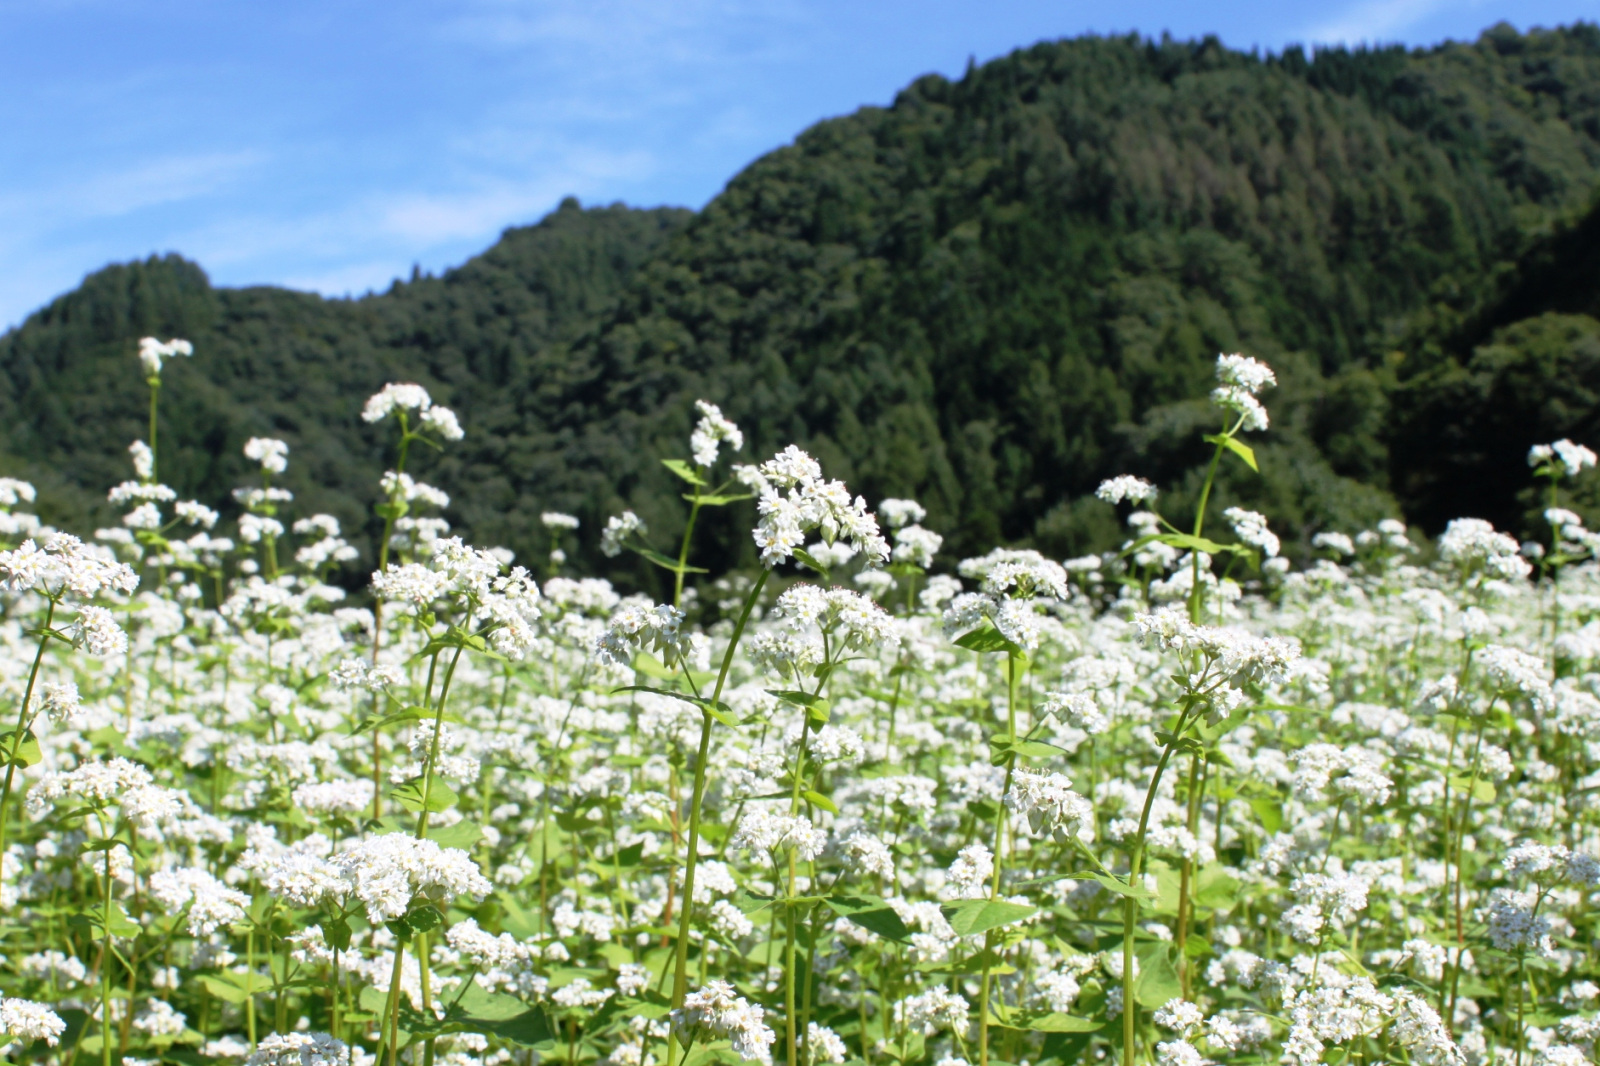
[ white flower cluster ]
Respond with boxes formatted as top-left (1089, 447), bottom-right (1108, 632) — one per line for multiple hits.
top-left (138, 336), bottom-right (193, 378)
top-left (1096, 476), bottom-right (1159, 506)
top-left (770, 584), bottom-right (897, 652)
top-left (599, 511), bottom-right (646, 558)
top-left (327, 833), bottom-right (493, 924)
top-left (0, 998), bottom-right (65, 1046)
top-left (0, 534), bottom-right (138, 600)
top-left (738, 446), bottom-right (889, 568)
top-left (361, 382), bottom-right (464, 440)
top-left (1530, 439), bottom-right (1598, 477)
top-left (596, 601), bottom-right (695, 668)
top-left (1438, 518), bottom-right (1532, 582)
top-left (1005, 768), bottom-right (1093, 842)
top-left (1211, 353), bottom-right (1276, 431)
top-left (671, 979), bottom-right (776, 1063)
top-left (690, 400), bottom-right (744, 468)
top-left (244, 437), bottom-right (290, 474)
top-left (541, 511), bottom-right (581, 531)
top-left (244, 1032), bottom-right (350, 1066)
top-left (1224, 507), bottom-right (1279, 558)
top-left (729, 809), bottom-right (826, 859)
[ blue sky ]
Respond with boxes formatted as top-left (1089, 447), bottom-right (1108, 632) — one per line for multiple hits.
top-left (2, 0), bottom-right (1598, 329)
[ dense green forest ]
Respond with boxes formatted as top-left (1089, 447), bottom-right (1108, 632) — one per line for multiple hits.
top-left (8, 24), bottom-right (1600, 584)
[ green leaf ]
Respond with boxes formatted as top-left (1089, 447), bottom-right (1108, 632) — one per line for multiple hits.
top-left (406, 904), bottom-right (444, 933)
top-left (0, 729), bottom-right (41, 768)
top-left (631, 653), bottom-right (677, 679)
top-left (611, 686), bottom-right (739, 728)
top-left (767, 690), bottom-right (830, 722)
top-left (683, 493), bottom-right (752, 507)
top-left (428, 821), bottom-right (484, 850)
top-left (941, 899), bottom-right (1037, 935)
top-left (662, 458), bottom-right (708, 486)
top-left (825, 896), bottom-right (912, 942)
top-left (1194, 865), bottom-right (1241, 910)
top-left (390, 779), bottom-right (458, 814)
top-left (196, 974), bottom-right (253, 1005)
top-left (1248, 797), bottom-right (1282, 834)
top-left (994, 1013), bottom-right (1102, 1034)
top-left (954, 625), bottom-right (1022, 655)
top-left (1135, 943), bottom-right (1182, 1008)
top-left (791, 547), bottom-right (829, 576)
top-left (635, 547), bottom-right (709, 574)
top-left (324, 916), bottom-right (353, 952)
top-left (802, 790), bottom-right (838, 815)
top-left (1448, 774), bottom-right (1496, 802)
top-left (1205, 433), bottom-right (1259, 472)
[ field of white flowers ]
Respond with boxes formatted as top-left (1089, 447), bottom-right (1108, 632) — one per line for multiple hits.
top-left (0, 339), bottom-right (1594, 1066)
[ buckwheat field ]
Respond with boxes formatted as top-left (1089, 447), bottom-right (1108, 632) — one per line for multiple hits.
top-left (0, 339), bottom-right (1595, 1066)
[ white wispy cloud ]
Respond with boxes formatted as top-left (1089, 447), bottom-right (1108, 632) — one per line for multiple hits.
top-left (1300, 0), bottom-right (1458, 45)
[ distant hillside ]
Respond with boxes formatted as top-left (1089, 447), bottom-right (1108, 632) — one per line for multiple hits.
top-left (8, 24), bottom-right (1600, 584)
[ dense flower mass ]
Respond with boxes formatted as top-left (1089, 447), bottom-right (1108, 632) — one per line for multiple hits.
top-left (0, 341), bottom-right (1593, 1066)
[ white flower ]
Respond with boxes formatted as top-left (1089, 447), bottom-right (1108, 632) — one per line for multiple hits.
top-left (243, 437), bottom-right (289, 474)
top-left (541, 512), bottom-right (581, 531)
top-left (597, 601), bottom-right (697, 668)
top-left (0, 998), bottom-right (66, 1046)
top-left (362, 382), bottom-right (433, 423)
top-left (879, 498), bottom-right (927, 529)
top-left (244, 1032), bottom-right (350, 1066)
top-left (893, 524), bottom-right (943, 568)
top-left (1005, 768), bottom-right (1093, 842)
top-left (1438, 518), bottom-right (1530, 581)
top-left (1097, 476), bottom-right (1159, 505)
top-left (1224, 507), bottom-right (1279, 558)
top-left (1530, 440), bottom-right (1598, 477)
top-left (690, 400), bottom-right (743, 467)
top-left (743, 446), bottom-right (889, 568)
top-left (421, 405), bottom-right (464, 441)
top-left (672, 980), bottom-right (776, 1064)
top-left (138, 336), bottom-right (193, 378)
top-left (128, 440), bottom-right (155, 480)
top-left (1215, 353), bottom-right (1277, 394)
top-left (38, 681), bottom-right (81, 724)
top-left (328, 834), bottom-right (492, 924)
top-left (71, 605), bottom-right (128, 657)
top-left (600, 511), bottom-right (646, 557)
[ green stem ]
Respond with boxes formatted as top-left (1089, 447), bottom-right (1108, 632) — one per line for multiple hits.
top-left (0, 597), bottom-right (56, 859)
top-left (666, 569), bottom-right (770, 1066)
top-left (1122, 710), bottom-right (1194, 1066)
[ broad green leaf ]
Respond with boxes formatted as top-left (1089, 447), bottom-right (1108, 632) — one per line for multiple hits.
top-left (791, 547), bottom-right (829, 576)
top-left (662, 458), bottom-right (708, 486)
top-left (1194, 865), bottom-right (1241, 910)
top-left (681, 493), bottom-right (752, 507)
top-left (826, 896), bottom-right (912, 942)
top-left (196, 974), bottom-right (252, 1005)
top-left (427, 821), bottom-right (483, 850)
top-left (390, 779), bottom-right (458, 814)
top-left (954, 625), bottom-right (1022, 655)
top-left (941, 899), bottom-right (1037, 935)
top-left (635, 547), bottom-right (709, 574)
top-left (1135, 943), bottom-right (1181, 1008)
top-left (803, 790), bottom-right (839, 815)
top-left (0, 729), bottom-right (41, 768)
top-left (994, 1013), bottom-right (1102, 1034)
top-left (324, 916), bottom-right (353, 952)
top-left (1248, 797), bottom-right (1282, 834)
top-left (632, 653), bottom-right (677, 679)
top-left (1205, 433), bottom-right (1259, 472)
top-left (1448, 774), bottom-right (1496, 802)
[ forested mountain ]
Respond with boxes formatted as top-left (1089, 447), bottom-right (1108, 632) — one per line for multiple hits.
top-left (8, 24), bottom-right (1600, 582)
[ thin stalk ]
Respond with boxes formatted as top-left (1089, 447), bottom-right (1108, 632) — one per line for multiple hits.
top-left (0, 597), bottom-right (56, 858)
top-left (666, 570), bottom-right (770, 1066)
